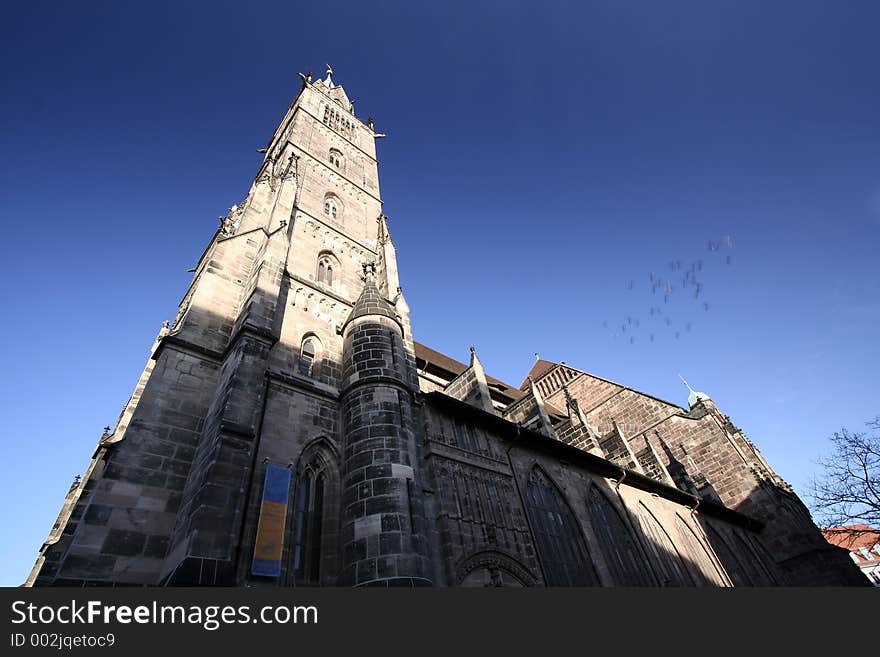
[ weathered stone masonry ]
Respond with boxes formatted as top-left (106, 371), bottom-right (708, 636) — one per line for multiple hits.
top-left (26, 68), bottom-right (866, 587)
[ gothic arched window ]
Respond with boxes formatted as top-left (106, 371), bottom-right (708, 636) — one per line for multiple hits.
top-left (329, 148), bottom-right (344, 170)
top-left (635, 504), bottom-right (692, 586)
top-left (586, 487), bottom-right (654, 586)
top-left (289, 441), bottom-right (341, 586)
top-left (323, 197), bottom-right (338, 219)
top-left (732, 531), bottom-right (779, 585)
top-left (299, 336), bottom-right (320, 377)
top-left (525, 467), bottom-right (598, 586)
top-left (316, 253), bottom-right (338, 287)
top-left (674, 514), bottom-right (727, 586)
top-left (704, 523), bottom-right (755, 586)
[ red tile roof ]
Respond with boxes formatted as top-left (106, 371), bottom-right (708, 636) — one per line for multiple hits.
top-left (822, 525), bottom-right (880, 564)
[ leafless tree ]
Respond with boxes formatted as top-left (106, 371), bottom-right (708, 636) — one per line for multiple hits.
top-left (810, 416), bottom-right (880, 531)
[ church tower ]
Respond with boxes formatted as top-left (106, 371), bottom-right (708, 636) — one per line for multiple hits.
top-left (29, 68), bottom-right (864, 588)
top-left (28, 67), bottom-right (428, 586)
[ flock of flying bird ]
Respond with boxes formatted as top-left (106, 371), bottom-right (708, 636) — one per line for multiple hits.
top-left (604, 235), bottom-right (734, 344)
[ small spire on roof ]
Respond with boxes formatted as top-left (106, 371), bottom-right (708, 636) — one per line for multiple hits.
top-left (469, 346), bottom-right (486, 372)
top-left (324, 63), bottom-right (334, 87)
top-left (678, 374), bottom-right (711, 408)
top-left (394, 286), bottom-right (410, 313)
top-left (534, 352), bottom-right (540, 361)
top-left (377, 213), bottom-right (391, 245)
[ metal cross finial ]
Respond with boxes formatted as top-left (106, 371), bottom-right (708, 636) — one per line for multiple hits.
top-left (361, 261), bottom-right (377, 281)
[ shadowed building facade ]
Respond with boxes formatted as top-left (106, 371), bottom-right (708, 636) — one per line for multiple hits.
top-left (27, 69), bottom-right (866, 587)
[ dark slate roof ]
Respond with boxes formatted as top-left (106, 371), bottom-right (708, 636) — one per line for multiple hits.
top-left (342, 281), bottom-right (401, 331)
top-left (413, 342), bottom-right (525, 403)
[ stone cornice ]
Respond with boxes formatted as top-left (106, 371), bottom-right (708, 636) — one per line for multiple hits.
top-left (292, 208), bottom-right (378, 257)
top-left (266, 369), bottom-right (340, 401)
top-left (285, 271), bottom-right (355, 308)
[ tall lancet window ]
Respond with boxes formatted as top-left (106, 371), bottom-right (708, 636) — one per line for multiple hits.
top-left (315, 254), bottom-right (339, 286)
top-left (329, 148), bottom-right (344, 170)
top-left (675, 514), bottom-right (727, 587)
top-left (316, 253), bottom-right (338, 287)
top-left (705, 523), bottom-right (754, 586)
top-left (323, 196), bottom-right (339, 220)
top-left (525, 467), bottom-right (598, 586)
top-left (586, 487), bottom-right (654, 586)
top-left (636, 504), bottom-right (692, 586)
top-left (299, 336), bottom-right (319, 377)
top-left (289, 442), bottom-right (341, 586)
top-left (292, 466), bottom-right (324, 584)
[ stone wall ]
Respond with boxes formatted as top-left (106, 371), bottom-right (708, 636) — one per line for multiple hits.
top-left (421, 394), bottom-right (777, 587)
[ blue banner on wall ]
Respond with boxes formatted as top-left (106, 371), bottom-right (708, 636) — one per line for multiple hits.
top-left (251, 463), bottom-right (292, 577)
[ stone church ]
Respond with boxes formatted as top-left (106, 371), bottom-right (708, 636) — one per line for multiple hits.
top-left (27, 68), bottom-right (864, 587)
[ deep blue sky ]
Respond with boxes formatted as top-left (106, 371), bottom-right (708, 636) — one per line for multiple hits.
top-left (1, 1), bottom-right (878, 585)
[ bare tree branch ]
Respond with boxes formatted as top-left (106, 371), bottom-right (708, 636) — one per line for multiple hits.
top-left (810, 417), bottom-right (880, 530)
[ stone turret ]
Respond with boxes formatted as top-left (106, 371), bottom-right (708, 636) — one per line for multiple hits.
top-left (338, 264), bottom-right (431, 586)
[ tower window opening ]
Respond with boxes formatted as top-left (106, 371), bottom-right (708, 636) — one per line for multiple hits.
top-left (321, 193), bottom-right (343, 223)
top-left (322, 105), bottom-right (356, 139)
top-left (316, 255), bottom-right (338, 287)
top-left (299, 337), bottom-right (318, 376)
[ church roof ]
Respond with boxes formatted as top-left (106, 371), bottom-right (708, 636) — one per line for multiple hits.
top-left (520, 359), bottom-right (558, 389)
top-left (414, 342), bottom-right (524, 403)
top-left (414, 343), bottom-right (569, 420)
top-left (520, 357), bottom-right (689, 412)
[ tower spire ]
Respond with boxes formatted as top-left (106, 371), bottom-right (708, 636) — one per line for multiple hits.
top-left (678, 373), bottom-right (695, 393)
top-left (678, 374), bottom-right (711, 408)
top-left (324, 63), bottom-right (334, 88)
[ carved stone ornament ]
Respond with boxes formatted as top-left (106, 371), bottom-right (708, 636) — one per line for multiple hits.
top-left (455, 550), bottom-right (538, 587)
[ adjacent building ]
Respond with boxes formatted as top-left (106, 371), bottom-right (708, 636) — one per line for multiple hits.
top-left (823, 525), bottom-right (880, 586)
